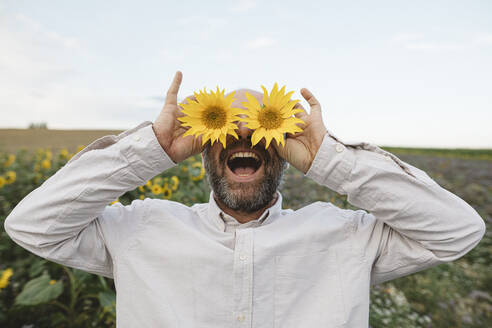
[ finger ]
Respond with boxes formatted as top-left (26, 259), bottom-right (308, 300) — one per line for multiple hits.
top-left (293, 102), bottom-right (307, 118)
top-left (165, 71), bottom-right (183, 106)
top-left (300, 88), bottom-right (321, 115)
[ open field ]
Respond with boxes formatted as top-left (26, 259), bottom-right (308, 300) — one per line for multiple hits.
top-left (0, 129), bottom-right (491, 327)
top-left (0, 129), bottom-right (124, 153)
top-left (1, 128), bottom-right (491, 160)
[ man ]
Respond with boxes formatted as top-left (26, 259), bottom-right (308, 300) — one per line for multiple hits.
top-left (4, 71), bottom-right (485, 327)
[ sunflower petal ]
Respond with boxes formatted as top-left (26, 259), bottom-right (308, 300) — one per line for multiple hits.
top-left (251, 128), bottom-right (265, 146)
top-left (264, 133), bottom-right (274, 149)
top-left (260, 85), bottom-right (269, 106)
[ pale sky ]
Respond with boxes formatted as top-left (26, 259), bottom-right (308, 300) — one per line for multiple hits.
top-left (1, 0), bottom-right (491, 148)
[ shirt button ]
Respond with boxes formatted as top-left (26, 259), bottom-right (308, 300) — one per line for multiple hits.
top-left (239, 253), bottom-right (247, 260)
top-left (237, 313), bottom-right (245, 322)
top-left (335, 143), bottom-right (344, 153)
top-left (134, 135), bottom-right (141, 141)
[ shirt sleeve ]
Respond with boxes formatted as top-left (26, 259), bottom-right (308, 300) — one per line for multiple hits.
top-left (306, 131), bottom-right (486, 285)
top-left (3, 121), bottom-right (176, 278)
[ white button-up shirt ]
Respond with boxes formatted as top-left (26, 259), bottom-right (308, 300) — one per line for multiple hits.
top-left (4, 121), bottom-right (485, 327)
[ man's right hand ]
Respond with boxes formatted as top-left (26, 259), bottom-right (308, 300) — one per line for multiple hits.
top-left (152, 71), bottom-right (204, 163)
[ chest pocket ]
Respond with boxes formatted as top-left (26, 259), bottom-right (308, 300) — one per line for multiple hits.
top-left (274, 249), bottom-right (347, 327)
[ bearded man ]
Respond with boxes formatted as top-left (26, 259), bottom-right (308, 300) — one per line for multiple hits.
top-left (4, 71), bottom-right (485, 327)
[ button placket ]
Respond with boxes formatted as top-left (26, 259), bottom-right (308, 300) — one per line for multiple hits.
top-left (232, 229), bottom-right (253, 327)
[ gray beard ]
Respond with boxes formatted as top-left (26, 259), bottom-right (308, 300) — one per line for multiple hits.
top-left (202, 145), bottom-right (287, 213)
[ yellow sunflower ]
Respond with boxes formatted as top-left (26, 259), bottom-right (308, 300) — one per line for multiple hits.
top-left (59, 148), bottom-right (69, 159)
top-left (162, 183), bottom-right (172, 199)
top-left (3, 154), bottom-right (15, 167)
top-left (178, 87), bottom-right (244, 148)
top-left (41, 159), bottom-right (51, 170)
top-left (0, 268), bottom-right (13, 289)
top-left (152, 184), bottom-right (163, 195)
top-left (5, 171), bottom-right (16, 184)
top-left (241, 83), bottom-right (305, 148)
top-left (170, 176), bottom-right (179, 191)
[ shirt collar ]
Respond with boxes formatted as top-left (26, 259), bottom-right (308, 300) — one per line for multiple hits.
top-left (207, 191), bottom-right (283, 232)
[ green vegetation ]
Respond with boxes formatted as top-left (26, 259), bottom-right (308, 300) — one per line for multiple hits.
top-left (382, 146), bottom-right (492, 161)
top-left (0, 144), bottom-right (490, 327)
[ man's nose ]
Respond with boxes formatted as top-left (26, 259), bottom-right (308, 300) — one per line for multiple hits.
top-left (236, 120), bottom-right (252, 141)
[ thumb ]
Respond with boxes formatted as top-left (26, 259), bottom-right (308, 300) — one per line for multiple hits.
top-left (163, 71), bottom-right (183, 111)
top-left (300, 88), bottom-right (322, 117)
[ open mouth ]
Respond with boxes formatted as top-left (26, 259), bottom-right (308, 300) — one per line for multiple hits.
top-left (226, 151), bottom-right (262, 177)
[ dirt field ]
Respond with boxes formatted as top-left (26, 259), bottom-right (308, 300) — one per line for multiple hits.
top-left (0, 128), bottom-right (124, 153)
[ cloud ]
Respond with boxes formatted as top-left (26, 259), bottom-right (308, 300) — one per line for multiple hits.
top-left (0, 13), bottom-right (144, 129)
top-left (14, 14), bottom-right (80, 49)
top-left (229, 0), bottom-right (257, 13)
top-left (404, 43), bottom-right (464, 51)
top-left (0, 14), bottom-right (80, 89)
top-left (390, 32), bottom-right (465, 51)
top-left (391, 33), bottom-right (422, 43)
top-left (473, 34), bottom-right (492, 45)
top-left (391, 32), bottom-right (492, 51)
top-left (175, 16), bottom-right (228, 42)
top-left (246, 36), bottom-right (275, 49)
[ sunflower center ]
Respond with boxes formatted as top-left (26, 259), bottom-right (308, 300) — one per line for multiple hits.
top-left (258, 107), bottom-right (282, 129)
top-left (202, 107), bottom-right (227, 129)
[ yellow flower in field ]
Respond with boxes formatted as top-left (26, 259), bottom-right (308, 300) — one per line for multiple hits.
top-left (241, 83), bottom-right (304, 148)
top-left (138, 186), bottom-right (145, 192)
top-left (41, 159), bottom-right (51, 170)
top-left (5, 171), bottom-right (16, 184)
top-left (139, 195), bottom-right (145, 200)
top-left (153, 177), bottom-right (163, 185)
top-left (181, 166), bottom-right (188, 172)
top-left (0, 268), bottom-right (13, 289)
top-left (0, 177), bottom-right (5, 189)
top-left (178, 87), bottom-right (244, 148)
top-left (145, 180), bottom-right (152, 188)
top-left (59, 148), bottom-right (69, 158)
top-left (45, 150), bottom-right (52, 160)
top-left (110, 199), bottom-right (119, 205)
top-left (152, 184), bottom-right (163, 195)
top-left (49, 279), bottom-right (56, 285)
top-left (3, 154), bottom-right (15, 167)
top-left (170, 176), bottom-right (179, 191)
top-left (190, 162), bottom-right (205, 181)
top-left (162, 184), bottom-right (172, 199)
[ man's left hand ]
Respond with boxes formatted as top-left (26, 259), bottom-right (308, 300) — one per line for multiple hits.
top-left (274, 88), bottom-right (328, 174)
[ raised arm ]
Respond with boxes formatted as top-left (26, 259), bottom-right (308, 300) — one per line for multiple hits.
top-left (275, 88), bottom-right (486, 285)
top-left (3, 71), bottom-right (199, 278)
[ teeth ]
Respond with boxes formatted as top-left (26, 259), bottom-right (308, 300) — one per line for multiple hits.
top-left (229, 151), bottom-right (259, 161)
